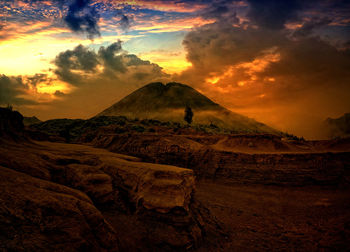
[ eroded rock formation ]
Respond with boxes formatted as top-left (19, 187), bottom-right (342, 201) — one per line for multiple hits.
top-left (91, 133), bottom-right (350, 186)
top-left (0, 166), bottom-right (119, 251)
top-left (0, 108), bottom-right (220, 251)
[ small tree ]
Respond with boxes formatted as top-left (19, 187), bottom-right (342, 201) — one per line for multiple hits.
top-left (184, 106), bottom-right (193, 124)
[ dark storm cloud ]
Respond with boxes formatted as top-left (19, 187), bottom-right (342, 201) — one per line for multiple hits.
top-left (119, 14), bottom-right (130, 31)
top-left (176, 0), bottom-right (350, 138)
top-left (98, 41), bottom-right (126, 74)
top-left (246, 0), bottom-right (302, 29)
top-left (263, 38), bottom-right (350, 85)
top-left (53, 42), bottom-right (169, 86)
top-left (182, 23), bottom-right (286, 71)
top-left (64, 0), bottom-right (100, 39)
top-left (344, 40), bottom-right (350, 49)
top-left (0, 75), bottom-right (36, 105)
top-left (246, 0), bottom-right (350, 30)
top-left (54, 44), bottom-right (99, 85)
top-left (199, 0), bottom-right (240, 24)
top-left (292, 17), bottom-right (332, 38)
top-left (181, 19), bottom-right (350, 93)
top-left (55, 44), bottom-right (99, 72)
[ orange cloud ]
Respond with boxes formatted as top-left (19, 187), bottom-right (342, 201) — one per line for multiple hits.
top-left (205, 48), bottom-right (280, 87)
top-left (98, 0), bottom-right (207, 13)
top-left (133, 16), bottom-right (215, 33)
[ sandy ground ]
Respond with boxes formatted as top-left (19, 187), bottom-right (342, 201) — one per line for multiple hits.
top-left (195, 180), bottom-right (350, 251)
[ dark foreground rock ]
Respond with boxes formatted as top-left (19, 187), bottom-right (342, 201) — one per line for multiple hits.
top-left (0, 108), bottom-right (221, 251)
top-left (0, 166), bottom-right (118, 252)
top-left (0, 107), bottom-right (25, 141)
top-left (0, 140), bottom-right (220, 251)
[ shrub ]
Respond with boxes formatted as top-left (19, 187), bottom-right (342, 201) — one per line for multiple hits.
top-left (131, 125), bottom-right (145, 133)
top-left (184, 106), bottom-right (193, 124)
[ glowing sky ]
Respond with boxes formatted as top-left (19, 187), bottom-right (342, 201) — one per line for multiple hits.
top-left (1, 0), bottom-right (350, 138)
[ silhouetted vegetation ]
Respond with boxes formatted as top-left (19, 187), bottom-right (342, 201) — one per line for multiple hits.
top-left (184, 106), bottom-right (193, 124)
top-left (284, 132), bottom-right (305, 141)
top-left (28, 114), bottom-right (288, 144)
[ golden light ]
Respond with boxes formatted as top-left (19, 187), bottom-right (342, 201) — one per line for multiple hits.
top-left (138, 51), bottom-right (192, 74)
top-left (205, 67), bottom-right (235, 85)
top-left (0, 21), bottom-right (140, 76)
top-left (36, 80), bottom-right (71, 95)
top-left (206, 76), bottom-right (220, 84)
top-left (204, 49), bottom-right (280, 89)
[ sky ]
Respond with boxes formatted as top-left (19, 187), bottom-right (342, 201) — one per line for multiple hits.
top-left (1, 0), bottom-right (350, 139)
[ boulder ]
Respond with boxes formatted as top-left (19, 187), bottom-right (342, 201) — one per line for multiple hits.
top-left (0, 166), bottom-right (119, 251)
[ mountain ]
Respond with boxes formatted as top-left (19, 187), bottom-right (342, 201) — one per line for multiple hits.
top-left (325, 113), bottom-right (350, 138)
top-left (23, 116), bottom-right (41, 126)
top-left (98, 82), bottom-right (279, 134)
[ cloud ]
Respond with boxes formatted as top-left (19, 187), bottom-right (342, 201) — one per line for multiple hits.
top-left (54, 90), bottom-right (66, 97)
top-left (119, 14), bottom-right (130, 31)
top-left (246, 0), bottom-right (302, 29)
top-left (15, 42), bottom-right (170, 119)
top-left (175, 10), bottom-right (350, 139)
top-left (0, 75), bottom-right (37, 105)
top-left (107, 0), bottom-right (207, 13)
top-left (97, 41), bottom-right (126, 75)
top-left (292, 17), bottom-right (332, 38)
top-left (64, 0), bottom-right (100, 39)
top-left (54, 44), bottom-right (99, 85)
top-left (53, 41), bottom-right (168, 85)
top-left (25, 74), bottom-right (49, 87)
top-left (182, 23), bottom-right (286, 72)
top-left (200, 0), bottom-right (241, 24)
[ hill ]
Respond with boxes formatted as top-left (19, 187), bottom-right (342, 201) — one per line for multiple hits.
top-left (98, 82), bottom-right (279, 134)
top-left (23, 116), bottom-right (41, 126)
top-left (325, 113), bottom-right (350, 138)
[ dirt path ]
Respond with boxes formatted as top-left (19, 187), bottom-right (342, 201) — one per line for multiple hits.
top-left (196, 180), bottom-right (350, 251)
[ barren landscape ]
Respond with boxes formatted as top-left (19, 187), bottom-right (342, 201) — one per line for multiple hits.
top-left (1, 1), bottom-right (350, 250)
top-left (1, 105), bottom-right (349, 251)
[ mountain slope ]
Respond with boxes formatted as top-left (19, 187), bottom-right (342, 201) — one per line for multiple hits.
top-left (23, 116), bottom-right (41, 126)
top-left (98, 82), bottom-right (279, 134)
top-left (325, 113), bottom-right (350, 138)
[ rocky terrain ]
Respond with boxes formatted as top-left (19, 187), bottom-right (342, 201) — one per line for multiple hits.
top-left (88, 127), bottom-right (350, 186)
top-left (2, 100), bottom-right (350, 251)
top-left (29, 115), bottom-right (350, 186)
top-left (0, 108), bottom-right (221, 251)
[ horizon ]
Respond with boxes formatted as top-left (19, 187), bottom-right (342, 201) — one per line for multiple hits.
top-left (1, 0), bottom-right (350, 139)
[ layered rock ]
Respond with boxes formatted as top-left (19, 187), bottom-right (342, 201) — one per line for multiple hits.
top-left (0, 108), bottom-right (220, 250)
top-left (92, 133), bottom-right (350, 186)
top-left (0, 137), bottom-right (218, 250)
top-left (0, 165), bottom-right (118, 251)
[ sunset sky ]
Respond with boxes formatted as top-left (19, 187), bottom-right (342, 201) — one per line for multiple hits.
top-left (1, 0), bottom-right (350, 138)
